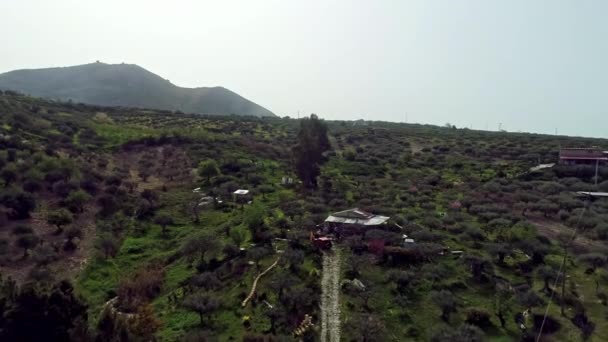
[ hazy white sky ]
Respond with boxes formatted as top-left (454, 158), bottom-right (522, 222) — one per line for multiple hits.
top-left (1, 0), bottom-right (607, 137)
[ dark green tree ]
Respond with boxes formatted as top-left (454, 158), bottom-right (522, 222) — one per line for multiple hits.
top-left (64, 190), bottom-right (91, 213)
top-left (154, 214), bottom-right (174, 235)
top-left (198, 159), bottom-right (220, 184)
top-left (182, 293), bottom-right (221, 326)
top-left (97, 234), bottom-right (119, 259)
top-left (0, 189), bottom-right (36, 219)
top-left (1, 164), bottom-right (18, 187)
top-left (16, 234), bottom-right (39, 258)
top-left (181, 233), bottom-right (220, 266)
top-left (292, 114), bottom-right (330, 188)
top-left (431, 290), bottom-right (457, 321)
top-left (47, 208), bottom-right (73, 234)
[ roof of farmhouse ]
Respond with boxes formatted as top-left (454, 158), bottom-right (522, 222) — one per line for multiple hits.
top-left (324, 208), bottom-right (390, 226)
top-left (559, 148), bottom-right (608, 160)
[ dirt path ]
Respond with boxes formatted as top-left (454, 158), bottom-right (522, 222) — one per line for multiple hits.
top-left (320, 246), bottom-right (342, 342)
top-left (529, 217), bottom-right (602, 251)
top-left (241, 257), bottom-right (281, 307)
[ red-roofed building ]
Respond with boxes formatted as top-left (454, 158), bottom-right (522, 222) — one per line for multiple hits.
top-left (559, 148), bottom-right (608, 165)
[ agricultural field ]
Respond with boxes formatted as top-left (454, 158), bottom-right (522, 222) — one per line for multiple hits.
top-left (1, 91), bottom-right (608, 341)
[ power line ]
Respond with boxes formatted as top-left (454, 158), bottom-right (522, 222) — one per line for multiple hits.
top-left (536, 199), bottom-right (590, 342)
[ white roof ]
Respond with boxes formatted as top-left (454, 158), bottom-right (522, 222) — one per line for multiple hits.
top-left (576, 191), bottom-right (608, 197)
top-left (529, 163), bottom-right (555, 172)
top-left (324, 214), bottom-right (389, 226)
top-left (233, 189), bottom-right (249, 195)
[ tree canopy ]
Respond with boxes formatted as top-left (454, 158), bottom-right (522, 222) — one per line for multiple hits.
top-left (292, 114), bottom-right (330, 188)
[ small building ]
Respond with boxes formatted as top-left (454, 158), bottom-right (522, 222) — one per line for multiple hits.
top-left (322, 208), bottom-right (390, 237)
top-left (576, 191), bottom-right (608, 198)
top-left (529, 163), bottom-right (555, 172)
top-left (233, 189), bottom-right (251, 204)
top-left (559, 147), bottom-right (608, 165)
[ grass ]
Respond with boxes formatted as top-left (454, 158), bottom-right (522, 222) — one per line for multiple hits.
top-left (91, 122), bottom-right (163, 147)
top-left (76, 177), bottom-right (292, 340)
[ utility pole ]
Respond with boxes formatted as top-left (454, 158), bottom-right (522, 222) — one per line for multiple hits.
top-left (595, 159), bottom-right (599, 187)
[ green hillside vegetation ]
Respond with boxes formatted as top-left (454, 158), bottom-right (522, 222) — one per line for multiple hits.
top-left (0, 63), bottom-right (275, 117)
top-left (1, 90), bottom-right (608, 341)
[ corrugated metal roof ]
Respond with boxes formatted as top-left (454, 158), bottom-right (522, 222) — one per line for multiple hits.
top-left (529, 163), bottom-right (555, 172)
top-left (576, 191), bottom-right (608, 197)
top-left (560, 148), bottom-right (608, 160)
top-left (325, 214), bottom-right (389, 226)
top-left (331, 208), bottom-right (374, 219)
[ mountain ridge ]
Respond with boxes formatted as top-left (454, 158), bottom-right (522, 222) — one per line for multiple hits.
top-left (0, 62), bottom-right (275, 117)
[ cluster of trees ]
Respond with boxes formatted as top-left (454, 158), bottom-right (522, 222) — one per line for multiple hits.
top-left (0, 124), bottom-right (98, 281)
top-left (290, 120), bottom-right (608, 340)
top-left (0, 278), bottom-right (89, 341)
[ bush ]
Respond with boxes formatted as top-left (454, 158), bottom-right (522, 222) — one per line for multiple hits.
top-left (431, 324), bottom-right (485, 342)
top-left (32, 245), bottom-right (59, 266)
top-left (0, 190), bottom-right (36, 219)
top-left (464, 226), bottom-right (485, 241)
top-left (465, 308), bottom-right (492, 328)
top-left (63, 190), bottom-right (91, 213)
top-left (533, 314), bottom-right (561, 334)
top-left (12, 225), bottom-right (33, 235)
top-left (0, 238), bottom-right (8, 255)
top-left (117, 266), bottom-right (165, 312)
top-left (596, 224), bottom-right (608, 240)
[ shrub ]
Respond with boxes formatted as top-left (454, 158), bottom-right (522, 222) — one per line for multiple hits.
top-left (117, 267), bottom-right (165, 312)
top-left (596, 224), bottom-right (608, 240)
top-left (0, 190), bottom-right (36, 219)
top-left (32, 244), bottom-right (59, 266)
top-left (96, 234), bottom-right (119, 258)
top-left (431, 290), bottom-right (457, 321)
top-left (0, 238), bottom-right (9, 255)
top-left (182, 293), bottom-right (221, 326)
top-left (12, 225), bottom-right (33, 235)
top-left (465, 308), bottom-right (492, 328)
top-left (16, 234), bottom-right (39, 257)
top-left (63, 190), bottom-right (91, 213)
top-left (431, 324), bottom-right (485, 342)
top-left (47, 209), bottom-right (73, 233)
top-left (533, 314), bottom-right (561, 334)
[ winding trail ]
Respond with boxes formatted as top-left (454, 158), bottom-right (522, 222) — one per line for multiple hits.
top-left (320, 246), bottom-right (342, 342)
top-left (242, 257), bottom-right (281, 307)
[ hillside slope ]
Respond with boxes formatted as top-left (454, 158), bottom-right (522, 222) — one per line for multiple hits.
top-left (0, 62), bottom-right (275, 117)
top-left (2, 93), bottom-right (608, 341)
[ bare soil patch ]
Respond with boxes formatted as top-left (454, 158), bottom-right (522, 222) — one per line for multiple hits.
top-left (528, 216), bottom-right (603, 253)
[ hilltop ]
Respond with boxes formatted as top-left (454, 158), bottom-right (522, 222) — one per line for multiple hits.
top-left (0, 62), bottom-right (275, 117)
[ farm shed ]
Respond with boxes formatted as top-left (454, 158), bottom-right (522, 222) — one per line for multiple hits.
top-left (559, 147), bottom-right (608, 165)
top-left (322, 208), bottom-right (390, 237)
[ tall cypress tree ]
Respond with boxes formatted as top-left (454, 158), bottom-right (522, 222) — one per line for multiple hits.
top-left (292, 114), bottom-right (330, 188)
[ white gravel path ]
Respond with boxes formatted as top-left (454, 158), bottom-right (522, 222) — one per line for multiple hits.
top-left (320, 247), bottom-right (342, 342)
